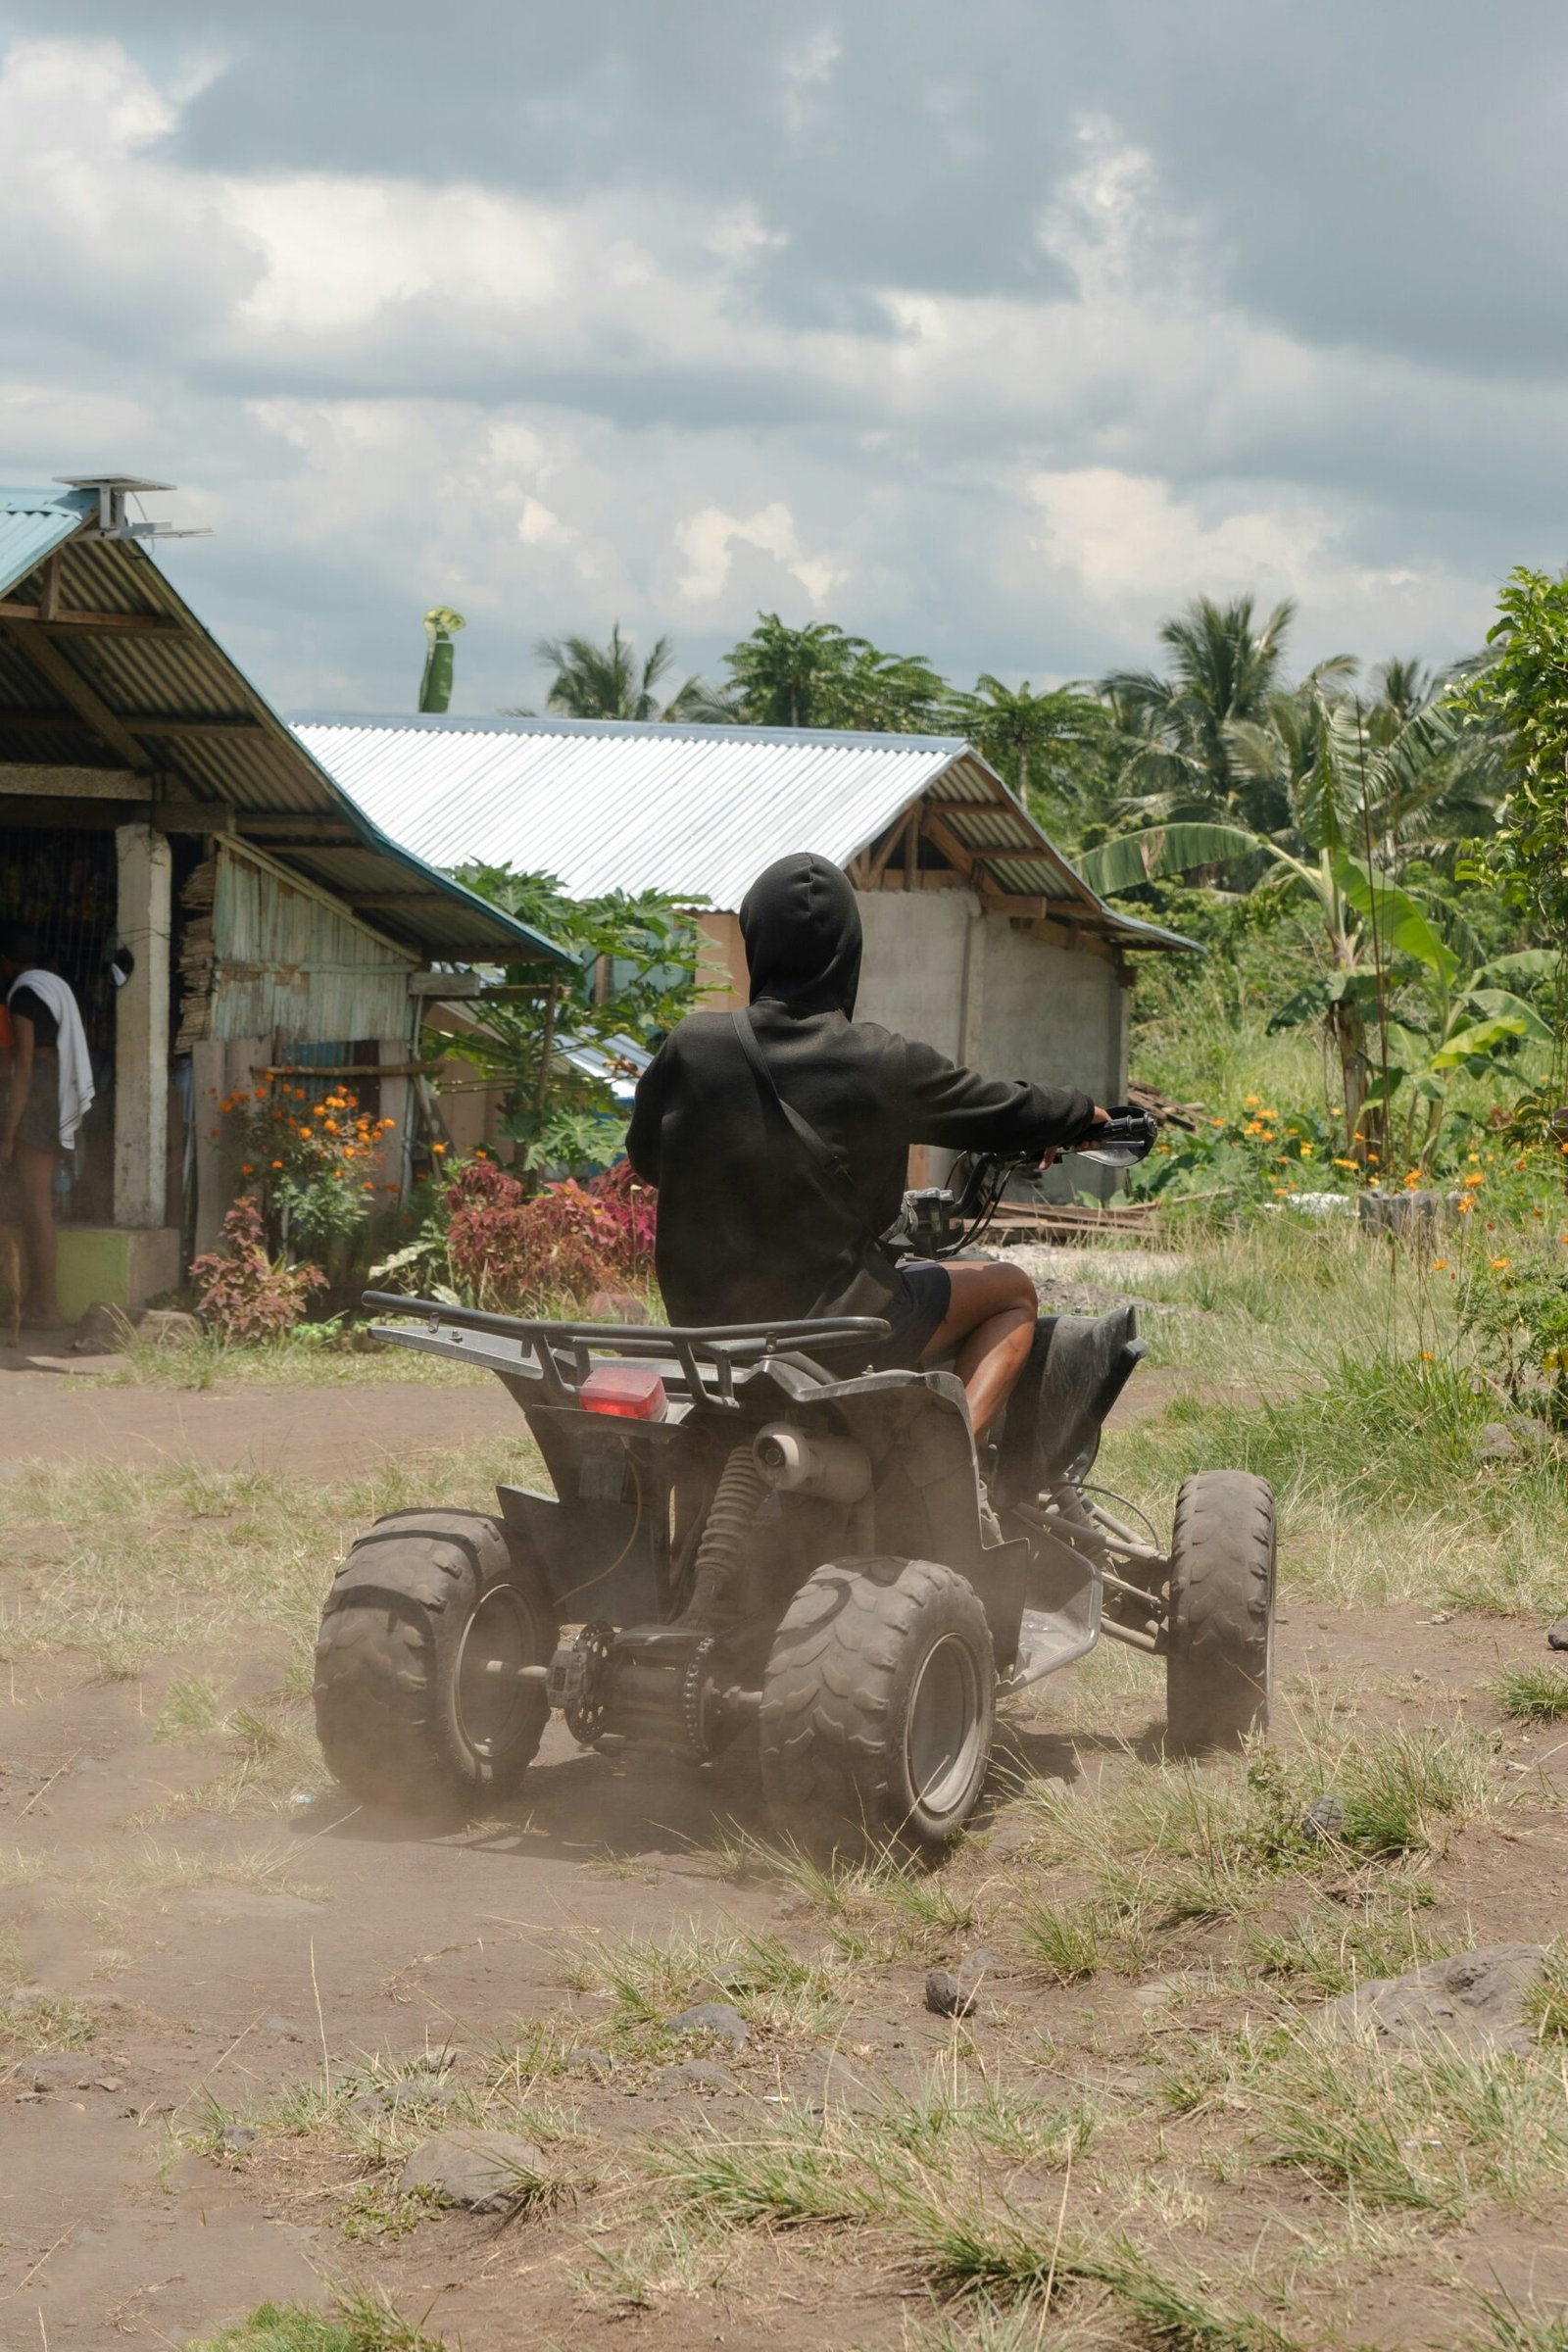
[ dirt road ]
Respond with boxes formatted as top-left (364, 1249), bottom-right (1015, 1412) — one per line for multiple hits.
top-left (1, 1363), bottom-right (1562, 2349)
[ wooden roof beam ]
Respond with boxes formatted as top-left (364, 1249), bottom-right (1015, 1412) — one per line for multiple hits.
top-left (0, 601), bottom-right (180, 634)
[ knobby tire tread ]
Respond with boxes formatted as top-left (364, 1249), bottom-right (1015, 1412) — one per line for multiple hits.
top-left (314, 1509), bottom-right (554, 1812)
top-left (760, 1556), bottom-right (993, 1858)
top-left (1165, 1470), bottom-right (1275, 1756)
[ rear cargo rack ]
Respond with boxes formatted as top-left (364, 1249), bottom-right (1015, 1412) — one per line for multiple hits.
top-left (360, 1292), bottom-right (891, 1407)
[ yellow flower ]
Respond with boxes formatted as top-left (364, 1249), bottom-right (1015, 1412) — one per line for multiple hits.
top-left (1245, 1094), bottom-right (1261, 1108)
top-left (1456, 1199), bottom-right (1474, 1215)
top-left (1462, 1170), bottom-right (1485, 1188)
top-left (1491, 1256), bottom-right (1511, 1271)
top-left (1298, 1142), bottom-right (1315, 1158)
top-left (1244, 1119), bottom-right (1263, 1136)
top-left (1334, 1156), bottom-right (1358, 1170)
top-left (1420, 1350), bottom-right (1435, 1362)
top-left (1431, 1258), bottom-right (1448, 1271)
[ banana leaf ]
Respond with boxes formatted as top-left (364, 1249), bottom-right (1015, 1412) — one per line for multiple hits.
top-left (1076, 822), bottom-right (1263, 897)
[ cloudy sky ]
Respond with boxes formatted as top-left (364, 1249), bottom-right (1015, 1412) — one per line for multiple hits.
top-left (2, 1), bottom-right (1564, 718)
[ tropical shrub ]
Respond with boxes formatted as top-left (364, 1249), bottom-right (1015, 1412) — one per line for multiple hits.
top-left (442, 1156), bottom-right (656, 1312)
top-left (190, 1199), bottom-right (326, 1342)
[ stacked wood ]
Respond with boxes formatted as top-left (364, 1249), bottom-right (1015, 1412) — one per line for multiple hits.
top-left (174, 855), bottom-right (218, 1053)
top-left (990, 1197), bottom-right (1163, 1244)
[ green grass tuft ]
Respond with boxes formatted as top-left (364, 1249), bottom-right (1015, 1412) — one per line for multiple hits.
top-left (187, 2285), bottom-right (446, 2352)
top-left (1496, 1665), bottom-right (1568, 1722)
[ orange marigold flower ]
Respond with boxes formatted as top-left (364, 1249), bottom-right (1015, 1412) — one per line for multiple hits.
top-left (1431, 1258), bottom-right (1448, 1271)
top-left (1420, 1349), bottom-right (1435, 1362)
top-left (431, 1143), bottom-right (448, 1154)
top-left (1456, 1199), bottom-right (1474, 1215)
top-left (1491, 1256), bottom-right (1511, 1271)
top-left (271, 1159), bottom-right (283, 1170)
top-left (323, 1119), bottom-right (338, 1134)
top-left (240, 1162), bottom-right (253, 1175)
top-left (298, 1125), bottom-right (313, 1139)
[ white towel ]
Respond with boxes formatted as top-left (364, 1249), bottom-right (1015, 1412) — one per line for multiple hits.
top-left (7, 968), bottom-right (94, 1150)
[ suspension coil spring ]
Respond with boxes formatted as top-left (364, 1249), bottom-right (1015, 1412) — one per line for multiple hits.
top-left (685, 1445), bottom-right (768, 1626)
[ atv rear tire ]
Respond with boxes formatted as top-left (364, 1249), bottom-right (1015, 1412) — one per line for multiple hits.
top-left (314, 1508), bottom-right (556, 1814)
top-left (760, 1557), bottom-right (995, 1861)
top-left (1164, 1472), bottom-right (1276, 1756)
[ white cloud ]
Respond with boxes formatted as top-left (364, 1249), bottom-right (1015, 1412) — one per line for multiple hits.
top-left (675, 500), bottom-right (842, 606)
top-left (0, 25), bottom-right (1540, 715)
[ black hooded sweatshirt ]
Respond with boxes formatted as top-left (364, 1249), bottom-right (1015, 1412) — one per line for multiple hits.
top-left (625, 851), bottom-right (1098, 1327)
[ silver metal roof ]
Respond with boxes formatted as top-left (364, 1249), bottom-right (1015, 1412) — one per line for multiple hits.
top-left (292, 713), bottom-right (1191, 951)
top-left (0, 491), bottom-right (569, 968)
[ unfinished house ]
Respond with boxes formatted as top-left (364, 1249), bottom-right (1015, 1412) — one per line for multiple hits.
top-left (292, 712), bottom-right (1191, 1191)
top-left (0, 481), bottom-right (569, 1319)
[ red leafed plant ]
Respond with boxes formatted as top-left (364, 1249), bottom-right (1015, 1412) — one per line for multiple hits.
top-left (443, 1156), bottom-right (657, 1312)
top-left (191, 1198), bottom-right (327, 1341)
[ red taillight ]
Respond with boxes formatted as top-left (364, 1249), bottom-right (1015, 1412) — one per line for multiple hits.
top-left (580, 1364), bottom-right (667, 1421)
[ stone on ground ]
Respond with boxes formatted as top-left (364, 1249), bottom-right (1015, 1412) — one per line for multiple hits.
top-left (400, 2129), bottom-right (549, 2212)
top-left (1323, 1943), bottom-right (1544, 2054)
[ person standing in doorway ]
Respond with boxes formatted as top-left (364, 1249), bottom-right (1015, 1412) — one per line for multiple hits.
top-left (0, 925), bottom-right (95, 1328)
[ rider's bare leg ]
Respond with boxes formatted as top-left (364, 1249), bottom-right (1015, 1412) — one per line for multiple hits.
top-left (919, 1257), bottom-right (1037, 1445)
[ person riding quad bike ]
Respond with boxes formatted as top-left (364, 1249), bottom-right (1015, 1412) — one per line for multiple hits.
top-left (626, 850), bottom-right (1111, 1453)
top-left (313, 851), bottom-right (1274, 1856)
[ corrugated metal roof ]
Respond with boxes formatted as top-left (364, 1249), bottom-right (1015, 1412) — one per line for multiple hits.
top-left (0, 487), bottom-right (95, 602)
top-left (292, 712), bottom-right (1192, 951)
top-left (0, 492), bottom-right (570, 969)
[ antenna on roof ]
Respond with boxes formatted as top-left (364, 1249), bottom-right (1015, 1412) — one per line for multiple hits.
top-left (53, 475), bottom-right (212, 543)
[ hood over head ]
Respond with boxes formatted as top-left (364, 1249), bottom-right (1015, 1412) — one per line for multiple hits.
top-left (739, 851), bottom-right (861, 1015)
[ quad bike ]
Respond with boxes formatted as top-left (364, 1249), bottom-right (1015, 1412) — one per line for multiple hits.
top-left (314, 1130), bottom-right (1276, 1857)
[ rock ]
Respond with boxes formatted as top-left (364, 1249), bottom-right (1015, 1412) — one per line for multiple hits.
top-left (1301, 1790), bottom-right (1346, 1843)
top-left (587, 1289), bottom-right (648, 1325)
top-left (220, 2124), bottom-right (259, 2154)
top-left (263, 2015), bottom-right (304, 2041)
top-left (1510, 1414), bottom-right (1556, 1449)
top-left (22, 2056), bottom-right (95, 2091)
top-left (662, 2060), bottom-right (737, 2093)
top-left (73, 1300), bottom-right (132, 1352)
top-left (137, 1307), bottom-right (203, 1348)
top-left (1323, 1943), bottom-right (1544, 2055)
top-left (1548, 1622), bottom-right (1568, 1653)
top-left (399, 2130), bottom-right (548, 2213)
top-left (668, 2000), bottom-right (749, 2048)
top-left (1476, 1422), bottom-right (1522, 1463)
top-left (924, 1950), bottom-right (996, 2021)
top-left (566, 2047), bottom-right (616, 2082)
top-left (925, 1971), bottom-right (970, 2019)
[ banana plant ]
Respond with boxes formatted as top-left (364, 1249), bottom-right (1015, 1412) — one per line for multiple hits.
top-left (1267, 870), bottom-right (1553, 1164)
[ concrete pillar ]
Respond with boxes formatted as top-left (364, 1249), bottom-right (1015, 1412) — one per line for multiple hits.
top-left (377, 1038), bottom-right (413, 1200)
top-left (113, 822), bottom-right (172, 1228)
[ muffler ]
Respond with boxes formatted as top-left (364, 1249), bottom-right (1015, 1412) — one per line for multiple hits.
top-left (754, 1423), bottom-right (871, 1503)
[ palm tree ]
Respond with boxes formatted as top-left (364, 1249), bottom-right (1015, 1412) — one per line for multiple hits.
top-left (721, 615), bottom-right (868, 727)
top-left (945, 674), bottom-right (1112, 816)
top-left (1102, 594), bottom-right (1298, 822)
top-left (530, 624), bottom-right (703, 721)
top-left (720, 614), bottom-right (948, 733)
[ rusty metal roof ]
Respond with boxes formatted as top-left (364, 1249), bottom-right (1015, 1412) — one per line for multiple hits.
top-left (0, 493), bottom-right (569, 968)
top-left (292, 713), bottom-right (1192, 951)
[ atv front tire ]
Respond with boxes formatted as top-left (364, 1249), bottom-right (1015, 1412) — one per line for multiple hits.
top-left (314, 1508), bottom-right (556, 1814)
top-left (760, 1557), bottom-right (995, 1861)
top-left (1164, 1472), bottom-right (1276, 1755)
